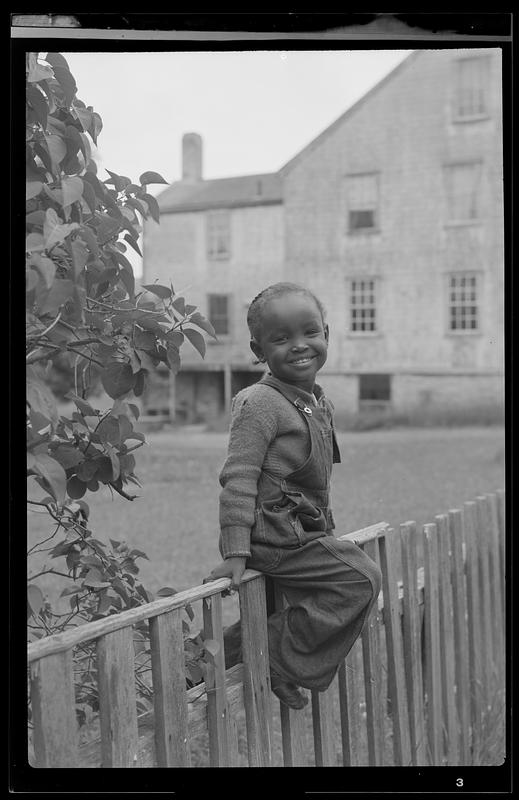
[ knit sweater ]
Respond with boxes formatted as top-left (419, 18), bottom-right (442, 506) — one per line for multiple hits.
top-left (218, 374), bottom-right (334, 559)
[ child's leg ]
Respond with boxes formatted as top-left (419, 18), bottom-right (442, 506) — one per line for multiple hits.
top-left (257, 537), bottom-right (381, 692)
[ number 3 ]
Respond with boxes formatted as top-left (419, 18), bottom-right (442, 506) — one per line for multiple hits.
top-left (456, 778), bottom-right (464, 787)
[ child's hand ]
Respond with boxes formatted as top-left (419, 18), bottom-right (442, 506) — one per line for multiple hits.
top-left (204, 557), bottom-right (247, 591)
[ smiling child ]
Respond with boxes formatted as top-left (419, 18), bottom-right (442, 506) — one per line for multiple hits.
top-left (206, 282), bottom-right (381, 709)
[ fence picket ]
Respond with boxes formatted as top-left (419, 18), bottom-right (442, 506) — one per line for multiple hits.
top-left (273, 585), bottom-right (307, 767)
top-left (496, 489), bottom-right (505, 614)
top-left (203, 593), bottom-right (230, 766)
top-left (239, 575), bottom-right (272, 766)
top-left (486, 493), bottom-right (505, 688)
top-left (464, 501), bottom-right (484, 759)
top-left (311, 681), bottom-right (337, 766)
top-left (30, 651), bottom-right (78, 767)
top-left (97, 626), bottom-right (139, 767)
top-left (435, 514), bottom-right (458, 765)
top-left (476, 497), bottom-right (493, 713)
top-left (448, 509), bottom-right (471, 765)
top-left (361, 536), bottom-right (385, 765)
top-left (337, 650), bottom-right (358, 766)
top-left (149, 608), bottom-right (190, 766)
top-left (423, 523), bottom-right (443, 765)
top-left (379, 529), bottom-right (412, 766)
top-left (399, 522), bottom-right (426, 766)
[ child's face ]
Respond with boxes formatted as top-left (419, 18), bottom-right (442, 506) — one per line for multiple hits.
top-left (250, 292), bottom-right (329, 392)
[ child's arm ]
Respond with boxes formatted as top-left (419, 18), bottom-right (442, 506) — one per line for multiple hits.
top-left (218, 390), bottom-right (279, 561)
top-left (204, 556), bottom-right (247, 589)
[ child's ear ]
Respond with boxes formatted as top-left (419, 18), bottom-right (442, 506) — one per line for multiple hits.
top-left (250, 339), bottom-right (265, 362)
top-left (324, 324), bottom-right (329, 343)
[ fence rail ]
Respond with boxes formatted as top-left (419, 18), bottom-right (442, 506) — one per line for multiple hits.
top-left (27, 490), bottom-right (506, 767)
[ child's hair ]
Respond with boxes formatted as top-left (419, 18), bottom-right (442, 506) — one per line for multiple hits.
top-left (247, 282), bottom-right (326, 342)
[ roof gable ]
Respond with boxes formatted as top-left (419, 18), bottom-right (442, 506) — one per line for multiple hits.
top-left (279, 50), bottom-right (419, 175)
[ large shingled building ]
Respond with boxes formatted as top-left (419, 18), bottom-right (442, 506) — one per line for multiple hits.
top-left (142, 48), bottom-right (504, 426)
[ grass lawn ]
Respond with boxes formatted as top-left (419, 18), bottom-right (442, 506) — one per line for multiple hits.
top-left (27, 424), bottom-right (505, 766)
top-left (27, 424), bottom-right (505, 627)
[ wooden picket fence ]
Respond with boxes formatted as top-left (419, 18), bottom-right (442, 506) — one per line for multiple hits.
top-left (27, 489), bottom-right (505, 768)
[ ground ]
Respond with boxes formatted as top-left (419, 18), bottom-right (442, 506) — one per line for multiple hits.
top-left (27, 424), bottom-right (505, 621)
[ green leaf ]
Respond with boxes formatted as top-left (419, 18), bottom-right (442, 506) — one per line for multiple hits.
top-left (164, 330), bottom-right (184, 347)
top-left (101, 362), bottom-right (136, 399)
top-left (77, 224), bottom-right (99, 257)
top-left (76, 459), bottom-right (99, 482)
top-left (26, 85), bottom-right (48, 129)
top-left (104, 169), bottom-right (131, 193)
top-left (129, 549), bottom-right (149, 560)
top-left (141, 283), bottom-right (172, 300)
top-left (33, 453), bottom-right (67, 504)
top-left (52, 65), bottom-right (77, 107)
top-left (123, 233), bottom-right (142, 256)
top-left (36, 279), bottom-right (75, 317)
top-left (26, 233), bottom-right (45, 253)
top-left (139, 171), bottom-right (168, 186)
top-left (44, 133), bottom-right (67, 168)
top-left (184, 328), bottom-right (206, 359)
top-left (26, 372), bottom-right (58, 424)
top-left (27, 584), bottom-right (44, 619)
top-left (26, 181), bottom-right (43, 201)
top-left (171, 296), bottom-right (186, 316)
top-left (133, 370), bottom-right (145, 397)
top-left (27, 56), bottom-right (54, 83)
top-left (83, 568), bottom-right (111, 589)
top-left (29, 254), bottom-right (56, 289)
top-left (43, 208), bottom-right (79, 249)
top-left (44, 52), bottom-right (72, 72)
top-left (65, 391), bottom-right (96, 417)
top-left (140, 193), bottom-right (160, 224)
top-left (188, 312), bottom-right (217, 339)
top-left (26, 267), bottom-right (39, 293)
top-left (50, 444), bottom-right (84, 469)
top-left (156, 587), bottom-right (177, 597)
top-left (59, 585), bottom-right (83, 598)
top-left (61, 176), bottom-right (83, 208)
top-left (80, 179), bottom-right (96, 215)
top-left (96, 416), bottom-right (121, 447)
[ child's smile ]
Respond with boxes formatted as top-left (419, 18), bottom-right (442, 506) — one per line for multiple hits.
top-left (250, 293), bottom-right (329, 392)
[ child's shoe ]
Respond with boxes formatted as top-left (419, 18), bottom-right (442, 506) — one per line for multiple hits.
top-left (270, 673), bottom-right (308, 710)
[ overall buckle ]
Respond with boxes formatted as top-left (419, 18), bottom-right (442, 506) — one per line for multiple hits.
top-left (294, 397), bottom-right (313, 415)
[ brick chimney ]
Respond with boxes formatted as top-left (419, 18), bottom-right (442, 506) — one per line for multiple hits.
top-left (182, 132), bottom-right (203, 182)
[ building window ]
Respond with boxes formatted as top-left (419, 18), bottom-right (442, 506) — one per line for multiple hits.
top-left (350, 279), bottom-right (377, 332)
top-left (453, 56), bottom-right (490, 119)
top-left (346, 173), bottom-right (379, 233)
top-left (359, 374), bottom-right (391, 409)
top-left (443, 162), bottom-right (483, 222)
top-left (207, 210), bottom-right (230, 259)
top-left (448, 273), bottom-right (479, 331)
top-left (208, 293), bottom-right (230, 335)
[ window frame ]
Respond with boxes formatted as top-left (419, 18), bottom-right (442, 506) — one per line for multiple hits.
top-left (345, 172), bottom-right (381, 235)
top-left (445, 271), bottom-right (481, 336)
top-left (358, 373), bottom-right (392, 411)
top-left (452, 54), bottom-right (491, 123)
top-left (207, 292), bottom-right (231, 338)
top-left (443, 160), bottom-right (484, 226)
top-left (348, 277), bottom-right (379, 336)
top-left (206, 209), bottom-right (231, 261)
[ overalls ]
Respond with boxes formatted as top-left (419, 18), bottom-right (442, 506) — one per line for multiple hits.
top-left (225, 375), bottom-right (382, 692)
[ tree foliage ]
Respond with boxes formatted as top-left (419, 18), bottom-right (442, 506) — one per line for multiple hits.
top-left (26, 51), bottom-right (217, 727)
